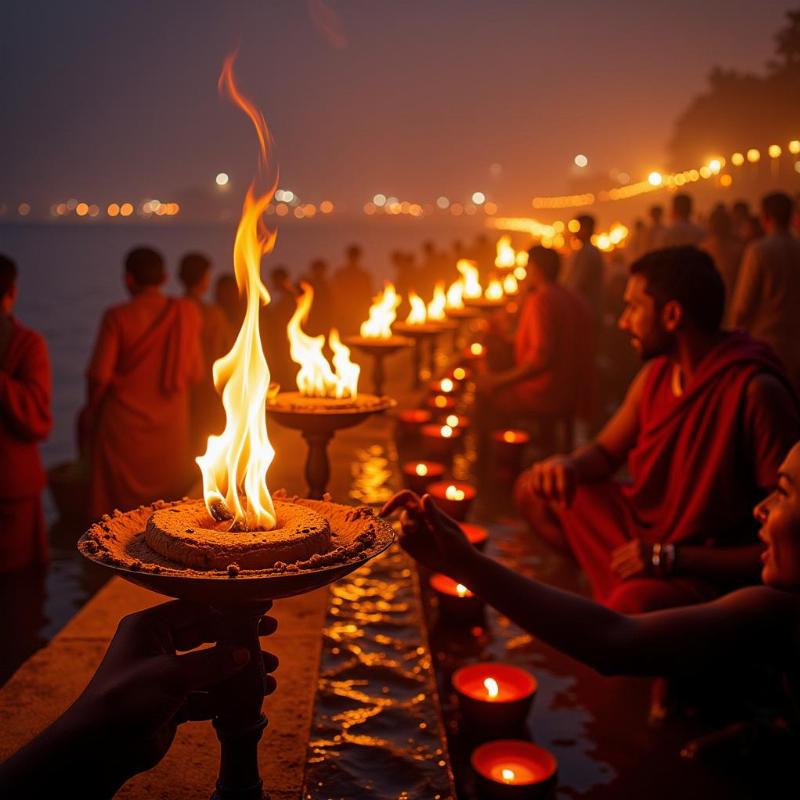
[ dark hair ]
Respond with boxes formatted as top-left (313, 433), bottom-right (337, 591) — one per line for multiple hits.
top-left (178, 252), bottom-right (211, 289)
top-left (528, 245), bottom-right (561, 282)
top-left (649, 204), bottom-right (664, 221)
top-left (732, 200), bottom-right (750, 217)
top-left (707, 205), bottom-right (732, 238)
top-left (125, 247), bottom-right (165, 286)
top-left (672, 193), bottom-right (693, 219)
top-left (630, 246), bottom-right (724, 333)
top-left (270, 265), bottom-right (289, 283)
top-left (761, 192), bottom-right (793, 228)
top-left (0, 254), bottom-right (18, 299)
top-left (310, 258), bottom-right (327, 274)
top-left (346, 243), bottom-right (362, 259)
top-left (576, 214), bottom-right (595, 235)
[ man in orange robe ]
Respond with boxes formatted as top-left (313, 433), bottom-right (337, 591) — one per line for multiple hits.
top-left (82, 248), bottom-right (203, 519)
top-left (0, 255), bottom-right (52, 572)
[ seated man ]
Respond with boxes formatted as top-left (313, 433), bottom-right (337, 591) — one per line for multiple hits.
top-left (0, 255), bottom-right (52, 572)
top-left (81, 247), bottom-right (204, 519)
top-left (515, 246), bottom-right (799, 613)
top-left (475, 245), bottom-right (595, 450)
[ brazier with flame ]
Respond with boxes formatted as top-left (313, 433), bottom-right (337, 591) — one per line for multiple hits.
top-left (79, 57), bottom-right (394, 799)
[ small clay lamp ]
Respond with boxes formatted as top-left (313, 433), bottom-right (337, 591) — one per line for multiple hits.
top-left (430, 376), bottom-right (461, 396)
top-left (471, 740), bottom-right (557, 799)
top-left (421, 422), bottom-right (463, 460)
top-left (428, 480), bottom-right (476, 521)
top-left (427, 393), bottom-right (457, 416)
top-left (396, 408), bottom-right (432, 438)
top-left (460, 522), bottom-right (489, 551)
top-left (429, 573), bottom-right (484, 622)
top-left (452, 662), bottom-right (537, 733)
top-left (402, 460), bottom-right (446, 494)
top-left (491, 429), bottom-right (531, 472)
top-left (444, 413), bottom-right (470, 432)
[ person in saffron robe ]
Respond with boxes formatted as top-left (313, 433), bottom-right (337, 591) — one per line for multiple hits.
top-left (0, 255), bottom-right (52, 572)
top-left (81, 247), bottom-right (203, 519)
top-left (178, 252), bottom-right (231, 451)
top-left (561, 214), bottom-right (604, 323)
top-left (514, 246), bottom-right (799, 614)
top-left (729, 192), bottom-right (800, 392)
top-left (331, 244), bottom-right (374, 336)
top-left (475, 245), bottom-right (596, 452)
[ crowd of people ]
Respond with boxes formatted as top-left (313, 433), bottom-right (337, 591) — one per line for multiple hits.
top-left (2, 187), bottom-right (800, 793)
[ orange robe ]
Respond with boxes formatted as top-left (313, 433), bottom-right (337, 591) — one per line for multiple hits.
top-left (87, 292), bottom-right (203, 518)
top-left (0, 318), bottom-right (52, 571)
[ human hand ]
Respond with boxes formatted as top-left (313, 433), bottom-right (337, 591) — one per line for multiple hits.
top-left (610, 540), bottom-right (650, 580)
top-left (522, 455), bottom-right (578, 507)
top-left (63, 601), bottom-right (278, 783)
top-left (380, 490), bottom-right (476, 579)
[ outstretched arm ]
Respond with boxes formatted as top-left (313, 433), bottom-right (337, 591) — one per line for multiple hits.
top-left (382, 492), bottom-right (796, 677)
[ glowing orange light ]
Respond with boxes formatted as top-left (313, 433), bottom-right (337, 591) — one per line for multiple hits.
top-left (415, 463), bottom-right (429, 477)
top-left (360, 282), bottom-right (400, 338)
top-left (495, 235), bottom-right (516, 268)
top-left (427, 282), bottom-right (447, 321)
top-left (470, 342), bottom-right (484, 356)
top-left (501, 768), bottom-right (515, 783)
top-left (120, 203), bottom-right (134, 217)
top-left (453, 367), bottom-right (466, 381)
top-left (456, 583), bottom-right (469, 598)
top-left (406, 291), bottom-right (427, 325)
top-left (484, 677), bottom-right (499, 698)
top-left (440, 425), bottom-right (454, 438)
top-left (445, 484), bottom-right (466, 501)
top-left (445, 414), bottom-right (459, 427)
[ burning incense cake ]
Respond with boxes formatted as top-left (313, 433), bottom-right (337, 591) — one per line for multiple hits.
top-left (144, 498), bottom-right (331, 570)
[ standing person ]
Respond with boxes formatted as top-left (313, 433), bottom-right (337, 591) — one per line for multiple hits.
top-left (644, 204), bottom-right (666, 252)
top-left (515, 246), bottom-right (799, 614)
top-left (730, 192), bottom-right (800, 392)
top-left (302, 259), bottom-right (333, 336)
top-left (214, 273), bottom-right (244, 336)
top-left (700, 205), bottom-right (743, 306)
top-left (731, 200), bottom-right (752, 243)
top-left (331, 244), bottom-right (374, 335)
top-left (0, 255), bottom-right (52, 571)
top-left (81, 247), bottom-right (203, 519)
top-left (660, 193), bottom-right (705, 247)
top-left (261, 266), bottom-right (298, 390)
top-left (561, 214), bottom-right (604, 323)
top-left (178, 252), bottom-right (231, 451)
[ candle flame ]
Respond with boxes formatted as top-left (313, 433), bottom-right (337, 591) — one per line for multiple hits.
top-left (433, 395), bottom-right (449, 408)
top-left (453, 367), bottom-right (467, 380)
top-left (456, 583), bottom-right (469, 597)
top-left (427, 281), bottom-right (447, 321)
top-left (445, 414), bottom-right (459, 427)
top-left (288, 282), bottom-right (360, 398)
top-left (503, 430), bottom-right (517, 443)
top-left (440, 424), bottom-right (454, 438)
top-left (406, 291), bottom-right (427, 324)
top-left (415, 463), bottom-right (429, 476)
top-left (501, 768), bottom-right (515, 783)
top-left (446, 279), bottom-right (464, 309)
top-left (503, 273), bottom-right (518, 295)
top-left (360, 282), bottom-right (400, 337)
top-left (445, 484), bottom-right (466, 501)
top-left (485, 278), bottom-right (504, 301)
top-left (457, 259), bottom-right (482, 299)
top-left (515, 250), bottom-right (529, 268)
top-left (470, 342), bottom-right (484, 356)
top-left (196, 53), bottom-right (277, 531)
top-left (440, 378), bottom-right (454, 393)
top-left (514, 265), bottom-right (527, 281)
top-left (495, 235), bottom-right (516, 268)
top-left (484, 677), bottom-right (500, 698)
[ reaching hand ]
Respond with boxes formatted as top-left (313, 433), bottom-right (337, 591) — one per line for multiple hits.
top-left (521, 455), bottom-right (578, 507)
top-left (64, 601), bottom-right (278, 782)
top-left (380, 490), bottom-right (476, 579)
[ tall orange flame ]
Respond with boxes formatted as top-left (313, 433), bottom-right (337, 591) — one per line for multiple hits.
top-left (406, 291), bottom-right (427, 324)
top-left (427, 281), bottom-right (447, 321)
top-left (495, 235), bottom-right (516, 268)
top-left (360, 282), bottom-right (400, 338)
top-left (196, 54), bottom-right (277, 531)
top-left (457, 259), bottom-right (482, 299)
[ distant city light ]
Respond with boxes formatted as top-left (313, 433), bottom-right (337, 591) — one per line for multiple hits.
top-left (436, 196), bottom-right (450, 210)
top-left (471, 191), bottom-right (486, 205)
top-left (790, 140), bottom-right (800, 155)
top-left (647, 171), bottom-right (663, 187)
top-left (720, 174), bottom-right (733, 186)
top-left (730, 152), bottom-right (745, 166)
top-left (76, 202), bottom-right (89, 217)
top-left (107, 203), bottom-right (120, 217)
top-left (574, 154), bottom-right (588, 168)
top-left (17, 202), bottom-right (31, 216)
top-left (373, 193), bottom-right (386, 207)
top-left (275, 189), bottom-right (295, 204)
top-left (120, 202), bottom-right (134, 217)
top-left (484, 201), bottom-right (498, 215)
top-left (320, 200), bottom-right (334, 214)
top-left (215, 172), bottom-right (229, 186)
top-left (746, 148), bottom-right (760, 163)
top-left (768, 144), bottom-right (782, 159)
top-left (707, 158), bottom-right (722, 173)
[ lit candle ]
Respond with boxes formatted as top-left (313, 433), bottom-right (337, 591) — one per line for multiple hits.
top-left (421, 423), bottom-right (463, 461)
top-left (452, 663), bottom-right (537, 732)
top-left (428, 480), bottom-right (476, 521)
top-left (451, 366), bottom-right (469, 382)
top-left (445, 413), bottom-right (470, 430)
top-left (471, 740), bottom-right (557, 798)
top-left (460, 522), bottom-right (489, 551)
top-left (491, 429), bottom-right (531, 473)
top-left (427, 393), bottom-right (457, 415)
top-left (429, 573), bottom-right (484, 621)
top-left (395, 408), bottom-right (432, 438)
top-left (465, 342), bottom-right (485, 360)
top-left (401, 460), bottom-right (446, 493)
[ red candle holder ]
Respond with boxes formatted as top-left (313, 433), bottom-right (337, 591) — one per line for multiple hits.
top-left (429, 573), bottom-right (484, 622)
top-left (427, 394), bottom-right (457, 415)
top-left (443, 413), bottom-right (470, 431)
top-left (452, 662), bottom-right (537, 732)
top-left (460, 522), bottom-right (489, 552)
top-left (491, 429), bottom-right (531, 472)
top-left (471, 740), bottom-right (557, 799)
top-left (395, 408), bottom-right (432, 438)
top-left (428, 480), bottom-right (476, 521)
top-left (421, 423), bottom-right (463, 461)
top-left (401, 460), bottom-right (446, 494)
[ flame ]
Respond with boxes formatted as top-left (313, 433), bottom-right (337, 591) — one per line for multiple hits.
top-left (433, 395), bottom-right (449, 408)
top-left (457, 259), bottom-right (482, 299)
top-left (440, 424), bottom-right (454, 438)
top-left (484, 677), bottom-right (500, 698)
top-left (456, 583), bottom-right (470, 597)
top-left (446, 279), bottom-right (464, 309)
top-left (515, 250), bottom-right (529, 267)
top-left (445, 414), bottom-right (459, 427)
top-left (440, 378), bottom-right (454, 393)
top-left (503, 273), bottom-right (518, 295)
top-left (415, 463), bottom-right (429, 476)
top-left (503, 430), bottom-right (518, 443)
top-left (452, 367), bottom-right (467, 380)
top-left (514, 265), bottom-right (527, 281)
top-left (445, 484), bottom-right (466, 501)
top-left (485, 278), bottom-right (504, 301)
top-left (196, 54), bottom-right (277, 531)
top-left (470, 342), bottom-right (484, 356)
top-left (501, 768), bottom-right (515, 783)
top-left (427, 282), bottom-right (447, 321)
top-left (495, 235), bottom-right (516, 268)
top-left (288, 282), bottom-right (359, 398)
top-left (360, 282), bottom-right (400, 338)
top-left (406, 291), bottom-right (427, 324)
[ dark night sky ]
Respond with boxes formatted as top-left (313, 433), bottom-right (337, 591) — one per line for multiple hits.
top-left (1, 0), bottom-right (795, 214)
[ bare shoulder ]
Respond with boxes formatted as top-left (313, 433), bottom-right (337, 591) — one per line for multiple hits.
top-left (624, 361), bottom-right (656, 404)
top-left (712, 585), bottom-right (800, 620)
